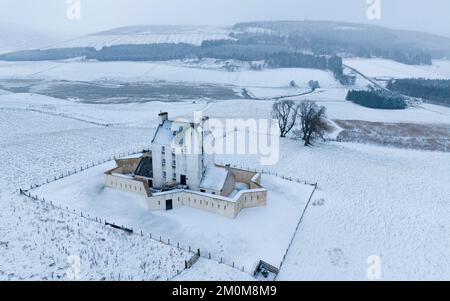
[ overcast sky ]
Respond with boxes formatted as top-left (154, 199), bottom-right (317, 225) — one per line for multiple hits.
top-left (1, 0), bottom-right (449, 38)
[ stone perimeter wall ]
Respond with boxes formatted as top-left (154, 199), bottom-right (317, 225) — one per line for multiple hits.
top-left (105, 161), bottom-right (267, 219)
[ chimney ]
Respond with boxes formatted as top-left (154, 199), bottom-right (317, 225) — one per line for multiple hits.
top-left (158, 112), bottom-right (168, 125)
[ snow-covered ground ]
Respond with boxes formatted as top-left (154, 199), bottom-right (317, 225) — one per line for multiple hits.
top-left (345, 58), bottom-right (450, 80)
top-left (0, 105), bottom-right (251, 280)
top-left (0, 60), bottom-right (342, 100)
top-left (31, 161), bottom-right (315, 273)
top-left (174, 258), bottom-right (255, 281)
top-left (217, 140), bottom-right (450, 280)
top-left (0, 193), bottom-right (191, 281)
top-left (1, 57), bottom-right (450, 280)
top-left (204, 97), bottom-right (450, 125)
top-left (47, 25), bottom-right (233, 49)
top-left (0, 93), bottom-right (207, 127)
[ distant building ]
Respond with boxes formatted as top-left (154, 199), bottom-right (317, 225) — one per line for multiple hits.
top-left (105, 112), bottom-right (267, 218)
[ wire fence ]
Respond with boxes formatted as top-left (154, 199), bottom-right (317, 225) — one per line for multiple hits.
top-left (19, 155), bottom-right (320, 280)
top-left (18, 150), bottom-right (256, 279)
top-left (218, 161), bottom-right (320, 278)
top-left (19, 190), bottom-right (255, 279)
top-left (275, 182), bottom-right (318, 280)
top-left (23, 148), bottom-right (149, 192)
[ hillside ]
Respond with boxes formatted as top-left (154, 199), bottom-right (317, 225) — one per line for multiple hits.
top-left (47, 25), bottom-right (233, 50)
top-left (0, 22), bottom-right (57, 54)
top-left (3, 21), bottom-right (450, 68)
top-left (234, 21), bottom-right (450, 64)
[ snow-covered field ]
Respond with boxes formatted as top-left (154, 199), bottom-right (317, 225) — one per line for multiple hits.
top-left (0, 104), bottom-right (251, 280)
top-left (217, 140), bottom-right (450, 280)
top-left (0, 194), bottom-right (191, 280)
top-left (204, 97), bottom-right (450, 125)
top-left (0, 93), bottom-right (207, 127)
top-left (345, 58), bottom-right (450, 80)
top-left (1, 57), bottom-right (450, 280)
top-left (31, 161), bottom-right (315, 273)
top-left (0, 60), bottom-right (342, 100)
top-left (174, 258), bottom-right (255, 281)
top-left (48, 25), bottom-right (233, 49)
top-left (0, 61), bottom-right (340, 88)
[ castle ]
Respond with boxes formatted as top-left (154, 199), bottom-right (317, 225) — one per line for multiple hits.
top-left (105, 112), bottom-right (267, 219)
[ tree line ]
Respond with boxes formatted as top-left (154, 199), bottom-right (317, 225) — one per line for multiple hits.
top-left (346, 89), bottom-right (407, 110)
top-left (387, 78), bottom-right (450, 106)
top-left (0, 42), bottom-right (345, 78)
top-left (233, 21), bottom-right (437, 65)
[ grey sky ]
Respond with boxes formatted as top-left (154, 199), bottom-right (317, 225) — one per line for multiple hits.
top-left (1, 0), bottom-right (449, 38)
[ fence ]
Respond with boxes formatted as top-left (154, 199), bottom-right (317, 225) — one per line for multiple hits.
top-left (216, 162), bottom-right (320, 279)
top-left (19, 156), bottom-right (319, 280)
top-left (18, 149), bottom-right (256, 280)
top-left (19, 188), bottom-right (256, 279)
top-left (274, 182), bottom-right (318, 280)
top-left (20, 148), bottom-right (149, 193)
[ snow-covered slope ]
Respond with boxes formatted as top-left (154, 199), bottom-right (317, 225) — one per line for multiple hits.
top-left (0, 22), bottom-right (57, 54)
top-left (345, 58), bottom-right (450, 80)
top-left (47, 25), bottom-right (233, 50)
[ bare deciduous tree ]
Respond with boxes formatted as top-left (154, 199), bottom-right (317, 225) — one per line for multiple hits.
top-left (271, 99), bottom-right (299, 138)
top-left (297, 101), bottom-right (329, 146)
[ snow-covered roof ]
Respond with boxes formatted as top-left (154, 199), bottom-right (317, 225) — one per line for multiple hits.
top-left (152, 120), bottom-right (175, 145)
top-left (200, 165), bottom-right (230, 192)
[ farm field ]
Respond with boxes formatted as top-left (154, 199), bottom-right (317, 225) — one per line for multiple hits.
top-left (1, 57), bottom-right (450, 280)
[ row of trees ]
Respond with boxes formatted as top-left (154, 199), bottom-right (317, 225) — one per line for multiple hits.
top-left (346, 89), bottom-right (407, 110)
top-left (272, 99), bottom-right (329, 146)
top-left (387, 78), bottom-right (450, 106)
top-left (0, 42), bottom-right (344, 76)
top-left (0, 47), bottom-right (95, 61)
top-left (233, 21), bottom-right (436, 65)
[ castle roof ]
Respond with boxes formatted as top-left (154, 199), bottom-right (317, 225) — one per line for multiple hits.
top-left (200, 165), bottom-right (231, 192)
